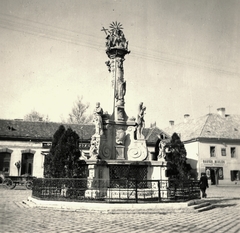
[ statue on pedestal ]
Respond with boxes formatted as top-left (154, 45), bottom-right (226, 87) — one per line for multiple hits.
top-left (115, 57), bottom-right (126, 107)
top-left (137, 102), bottom-right (146, 139)
top-left (155, 134), bottom-right (167, 160)
top-left (89, 136), bottom-right (99, 159)
top-left (102, 22), bottom-right (129, 51)
top-left (93, 102), bottom-right (103, 135)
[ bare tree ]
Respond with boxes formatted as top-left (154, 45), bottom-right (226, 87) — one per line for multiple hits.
top-left (24, 110), bottom-right (49, 122)
top-left (68, 96), bottom-right (93, 124)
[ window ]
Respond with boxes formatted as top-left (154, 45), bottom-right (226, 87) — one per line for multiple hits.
top-left (210, 146), bottom-right (215, 157)
top-left (0, 151), bottom-right (11, 176)
top-left (230, 170), bottom-right (240, 181)
top-left (231, 147), bottom-right (236, 158)
top-left (221, 148), bottom-right (226, 156)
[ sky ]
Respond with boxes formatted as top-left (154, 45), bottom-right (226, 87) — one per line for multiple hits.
top-left (0, 0), bottom-right (240, 128)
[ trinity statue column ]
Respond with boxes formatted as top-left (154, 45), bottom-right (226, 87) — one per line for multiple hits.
top-left (102, 22), bottom-right (130, 122)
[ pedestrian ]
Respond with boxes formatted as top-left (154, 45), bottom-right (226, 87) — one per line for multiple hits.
top-left (199, 172), bottom-right (209, 198)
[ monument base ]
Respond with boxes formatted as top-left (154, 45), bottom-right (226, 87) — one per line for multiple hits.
top-left (116, 145), bottom-right (125, 160)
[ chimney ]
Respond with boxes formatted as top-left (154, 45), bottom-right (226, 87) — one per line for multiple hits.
top-left (169, 120), bottom-right (174, 127)
top-left (184, 114), bottom-right (190, 123)
top-left (217, 108), bottom-right (226, 117)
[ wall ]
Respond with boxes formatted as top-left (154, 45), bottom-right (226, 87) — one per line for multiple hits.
top-left (184, 141), bottom-right (199, 179)
top-left (0, 140), bottom-right (45, 177)
top-left (198, 141), bottom-right (240, 185)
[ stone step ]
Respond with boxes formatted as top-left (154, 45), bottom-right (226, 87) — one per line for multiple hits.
top-left (188, 200), bottom-right (216, 212)
top-left (14, 201), bottom-right (30, 209)
top-left (195, 204), bottom-right (215, 212)
top-left (193, 202), bottom-right (211, 209)
top-left (187, 199), bottom-right (205, 206)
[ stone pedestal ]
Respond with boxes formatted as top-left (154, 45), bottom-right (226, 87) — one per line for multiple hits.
top-left (87, 164), bottom-right (96, 188)
top-left (115, 145), bottom-right (125, 160)
top-left (85, 161), bottom-right (109, 199)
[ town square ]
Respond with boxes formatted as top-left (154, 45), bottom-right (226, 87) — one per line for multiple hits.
top-left (1, 185), bottom-right (240, 232)
top-left (0, 0), bottom-right (240, 232)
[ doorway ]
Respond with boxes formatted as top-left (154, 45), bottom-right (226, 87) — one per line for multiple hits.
top-left (206, 167), bottom-right (223, 185)
top-left (21, 153), bottom-right (34, 176)
top-left (210, 169), bottom-right (216, 185)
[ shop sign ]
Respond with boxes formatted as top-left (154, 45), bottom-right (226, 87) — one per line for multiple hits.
top-left (202, 159), bottom-right (226, 165)
top-left (202, 159), bottom-right (214, 164)
top-left (214, 160), bottom-right (226, 164)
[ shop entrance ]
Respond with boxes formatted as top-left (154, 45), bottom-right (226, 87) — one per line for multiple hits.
top-left (206, 167), bottom-right (223, 185)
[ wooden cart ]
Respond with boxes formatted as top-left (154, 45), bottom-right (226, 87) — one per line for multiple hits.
top-left (3, 175), bottom-right (36, 190)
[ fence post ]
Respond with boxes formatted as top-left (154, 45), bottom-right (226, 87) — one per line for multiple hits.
top-left (135, 179), bottom-right (138, 203)
top-left (158, 180), bottom-right (161, 202)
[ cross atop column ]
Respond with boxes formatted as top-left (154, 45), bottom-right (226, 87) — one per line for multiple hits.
top-left (101, 27), bottom-right (108, 35)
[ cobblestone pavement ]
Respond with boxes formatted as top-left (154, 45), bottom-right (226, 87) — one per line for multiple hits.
top-left (0, 185), bottom-right (240, 233)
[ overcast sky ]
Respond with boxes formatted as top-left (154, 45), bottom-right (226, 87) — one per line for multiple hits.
top-left (0, 0), bottom-right (239, 128)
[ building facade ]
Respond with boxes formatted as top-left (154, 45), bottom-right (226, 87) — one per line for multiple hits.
top-left (164, 108), bottom-right (240, 185)
top-left (0, 119), bottom-right (165, 178)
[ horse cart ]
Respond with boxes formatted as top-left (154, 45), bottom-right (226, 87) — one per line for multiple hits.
top-left (1, 175), bottom-right (36, 190)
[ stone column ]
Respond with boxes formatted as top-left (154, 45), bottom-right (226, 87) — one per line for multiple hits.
top-left (107, 50), bottom-right (129, 122)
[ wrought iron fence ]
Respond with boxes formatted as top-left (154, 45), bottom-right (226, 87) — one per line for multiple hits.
top-left (32, 178), bottom-right (200, 203)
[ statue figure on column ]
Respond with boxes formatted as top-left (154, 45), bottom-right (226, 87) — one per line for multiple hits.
top-left (93, 102), bottom-right (103, 135)
top-left (115, 57), bottom-right (126, 106)
top-left (137, 102), bottom-right (146, 139)
top-left (102, 22), bottom-right (129, 51)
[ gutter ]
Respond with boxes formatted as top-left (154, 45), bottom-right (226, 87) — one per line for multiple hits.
top-left (0, 136), bottom-right (52, 142)
top-left (183, 137), bottom-right (240, 144)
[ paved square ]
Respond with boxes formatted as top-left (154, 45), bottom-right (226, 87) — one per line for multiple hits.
top-left (1, 185), bottom-right (240, 233)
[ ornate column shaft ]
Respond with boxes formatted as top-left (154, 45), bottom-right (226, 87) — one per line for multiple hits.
top-left (103, 22), bottom-right (130, 122)
top-left (108, 53), bottom-right (127, 121)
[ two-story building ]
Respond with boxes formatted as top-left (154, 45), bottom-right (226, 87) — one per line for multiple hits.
top-left (164, 108), bottom-right (240, 185)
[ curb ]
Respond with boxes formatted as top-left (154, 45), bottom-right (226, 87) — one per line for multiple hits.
top-left (26, 196), bottom-right (197, 213)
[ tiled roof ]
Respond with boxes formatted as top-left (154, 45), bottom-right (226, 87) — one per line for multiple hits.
top-left (164, 114), bottom-right (240, 142)
top-left (144, 127), bottom-right (171, 145)
top-left (0, 119), bottom-right (166, 144)
top-left (0, 119), bottom-right (95, 141)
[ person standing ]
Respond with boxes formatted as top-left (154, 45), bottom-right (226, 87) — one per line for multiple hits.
top-left (199, 173), bottom-right (209, 198)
